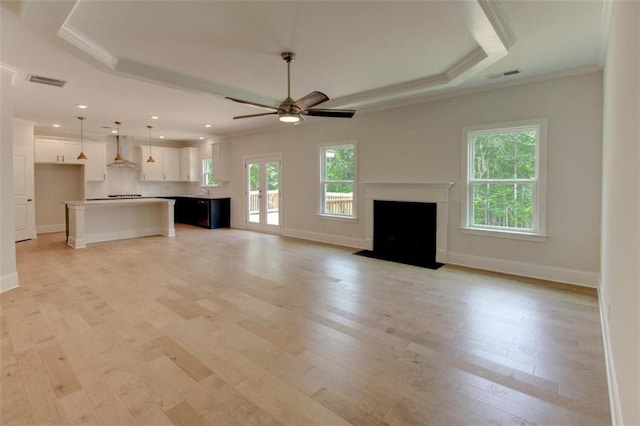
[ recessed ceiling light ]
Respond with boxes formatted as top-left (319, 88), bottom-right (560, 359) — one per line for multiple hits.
top-left (204, 124), bottom-right (212, 128)
top-left (52, 123), bottom-right (60, 127)
top-left (111, 130), bottom-right (117, 134)
top-left (76, 104), bottom-right (88, 109)
top-left (159, 135), bottom-right (164, 139)
top-left (150, 115), bottom-right (159, 120)
top-left (199, 136), bottom-right (204, 140)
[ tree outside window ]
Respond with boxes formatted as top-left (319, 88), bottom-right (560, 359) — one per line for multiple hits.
top-left (202, 158), bottom-right (216, 186)
top-left (463, 119), bottom-right (547, 238)
top-left (320, 143), bottom-right (356, 217)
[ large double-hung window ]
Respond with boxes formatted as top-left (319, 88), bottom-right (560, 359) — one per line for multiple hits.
top-left (461, 118), bottom-right (547, 241)
top-left (319, 142), bottom-right (356, 218)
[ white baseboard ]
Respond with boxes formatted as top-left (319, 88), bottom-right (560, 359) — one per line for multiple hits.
top-left (446, 251), bottom-right (600, 287)
top-left (0, 272), bottom-right (19, 293)
top-left (230, 220), bottom-right (245, 229)
top-left (598, 292), bottom-right (622, 425)
top-left (37, 224), bottom-right (65, 233)
top-left (283, 228), bottom-right (367, 249)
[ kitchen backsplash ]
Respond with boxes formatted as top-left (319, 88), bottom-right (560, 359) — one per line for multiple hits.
top-left (85, 166), bottom-right (230, 199)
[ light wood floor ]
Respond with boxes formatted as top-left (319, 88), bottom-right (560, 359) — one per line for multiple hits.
top-left (2, 226), bottom-right (611, 425)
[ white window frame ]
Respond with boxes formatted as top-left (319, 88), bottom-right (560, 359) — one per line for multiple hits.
top-left (460, 118), bottom-right (547, 242)
top-left (201, 158), bottom-right (217, 187)
top-left (318, 140), bottom-right (357, 220)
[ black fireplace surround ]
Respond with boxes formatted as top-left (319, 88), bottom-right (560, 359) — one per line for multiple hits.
top-left (355, 200), bottom-right (444, 269)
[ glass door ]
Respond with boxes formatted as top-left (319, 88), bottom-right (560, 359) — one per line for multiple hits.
top-left (246, 155), bottom-right (281, 232)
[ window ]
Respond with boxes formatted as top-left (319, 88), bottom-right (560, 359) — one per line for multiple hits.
top-left (461, 119), bottom-right (547, 240)
top-left (202, 158), bottom-right (217, 186)
top-left (319, 142), bottom-right (356, 218)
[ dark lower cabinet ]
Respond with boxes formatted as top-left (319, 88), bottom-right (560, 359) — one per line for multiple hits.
top-left (173, 197), bottom-right (230, 229)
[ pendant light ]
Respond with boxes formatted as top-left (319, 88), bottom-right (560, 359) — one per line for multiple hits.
top-left (146, 125), bottom-right (155, 163)
top-left (76, 116), bottom-right (88, 160)
top-left (113, 121), bottom-right (124, 162)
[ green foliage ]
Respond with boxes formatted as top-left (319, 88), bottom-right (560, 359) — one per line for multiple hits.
top-left (472, 131), bottom-right (536, 179)
top-left (470, 130), bottom-right (537, 230)
top-left (324, 146), bottom-right (354, 194)
top-left (248, 161), bottom-right (279, 191)
top-left (202, 159), bottom-right (216, 186)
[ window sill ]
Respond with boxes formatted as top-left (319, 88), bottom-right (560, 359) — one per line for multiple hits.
top-left (317, 214), bottom-right (358, 223)
top-left (460, 226), bottom-right (547, 242)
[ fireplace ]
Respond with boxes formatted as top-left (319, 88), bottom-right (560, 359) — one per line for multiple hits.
top-left (360, 182), bottom-right (453, 267)
top-left (370, 200), bottom-right (441, 268)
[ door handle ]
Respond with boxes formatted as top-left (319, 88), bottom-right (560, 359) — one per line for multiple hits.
top-left (27, 199), bottom-right (33, 202)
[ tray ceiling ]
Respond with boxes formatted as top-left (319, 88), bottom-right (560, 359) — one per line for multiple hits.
top-left (0, 0), bottom-right (608, 140)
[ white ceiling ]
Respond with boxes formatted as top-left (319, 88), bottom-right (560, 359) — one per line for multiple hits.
top-left (0, 0), bottom-right (608, 141)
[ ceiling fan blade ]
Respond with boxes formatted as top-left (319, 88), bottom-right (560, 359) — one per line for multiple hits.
top-left (233, 112), bottom-right (278, 120)
top-left (303, 108), bottom-right (356, 118)
top-left (225, 97), bottom-right (279, 111)
top-left (294, 91), bottom-right (329, 110)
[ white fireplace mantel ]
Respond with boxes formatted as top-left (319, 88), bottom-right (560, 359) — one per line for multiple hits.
top-left (362, 182), bottom-right (454, 263)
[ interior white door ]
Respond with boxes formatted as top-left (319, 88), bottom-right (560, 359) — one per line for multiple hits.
top-left (245, 155), bottom-right (281, 232)
top-left (13, 146), bottom-right (36, 241)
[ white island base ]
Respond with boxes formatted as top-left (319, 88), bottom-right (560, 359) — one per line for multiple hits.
top-left (64, 198), bottom-right (176, 249)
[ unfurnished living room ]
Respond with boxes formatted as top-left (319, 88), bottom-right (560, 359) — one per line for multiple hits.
top-left (1, 1), bottom-right (638, 425)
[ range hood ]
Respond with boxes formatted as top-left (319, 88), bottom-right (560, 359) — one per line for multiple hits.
top-left (108, 121), bottom-right (137, 168)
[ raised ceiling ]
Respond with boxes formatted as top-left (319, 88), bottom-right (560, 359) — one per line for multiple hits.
top-left (0, 0), bottom-right (608, 141)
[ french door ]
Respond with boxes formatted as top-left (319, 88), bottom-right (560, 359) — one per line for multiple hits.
top-left (245, 154), bottom-right (282, 232)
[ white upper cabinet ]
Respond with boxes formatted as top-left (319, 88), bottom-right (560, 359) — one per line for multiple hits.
top-left (162, 148), bottom-right (181, 181)
top-left (35, 138), bottom-right (84, 164)
top-left (83, 143), bottom-right (107, 181)
top-left (180, 147), bottom-right (199, 182)
top-left (138, 145), bottom-right (199, 182)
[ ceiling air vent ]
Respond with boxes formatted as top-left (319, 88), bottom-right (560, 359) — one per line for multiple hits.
top-left (27, 74), bottom-right (66, 87)
top-left (489, 69), bottom-right (520, 79)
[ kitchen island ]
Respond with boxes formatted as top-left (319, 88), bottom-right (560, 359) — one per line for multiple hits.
top-left (63, 198), bottom-right (175, 249)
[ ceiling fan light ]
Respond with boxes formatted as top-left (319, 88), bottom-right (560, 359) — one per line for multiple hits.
top-left (279, 113), bottom-right (300, 123)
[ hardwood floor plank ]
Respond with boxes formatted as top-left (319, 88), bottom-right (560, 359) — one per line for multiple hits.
top-left (0, 363), bottom-right (36, 425)
top-left (4, 228), bottom-right (611, 425)
top-left (153, 335), bottom-right (213, 381)
top-left (57, 390), bottom-right (101, 425)
top-left (39, 343), bottom-right (83, 398)
top-left (164, 400), bottom-right (207, 426)
top-left (15, 349), bottom-right (66, 425)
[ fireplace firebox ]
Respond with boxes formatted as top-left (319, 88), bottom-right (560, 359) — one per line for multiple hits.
top-left (355, 200), bottom-right (444, 269)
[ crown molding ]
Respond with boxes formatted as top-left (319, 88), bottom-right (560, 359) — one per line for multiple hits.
top-left (57, 23), bottom-right (119, 69)
top-left (46, 0), bottom-right (516, 114)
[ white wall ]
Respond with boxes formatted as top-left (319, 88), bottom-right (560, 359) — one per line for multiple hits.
top-left (13, 118), bottom-right (34, 149)
top-left (600, 1), bottom-right (640, 424)
top-left (225, 71), bottom-right (603, 286)
top-left (1, 71), bottom-right (18, 292)
top-left (34, 164), bottom-right (83, 233)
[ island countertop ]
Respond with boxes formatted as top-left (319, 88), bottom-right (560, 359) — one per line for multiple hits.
top-left (62, 198), bottom-right (171, 207)
top-left (63, 198), bottom-right (175, 248)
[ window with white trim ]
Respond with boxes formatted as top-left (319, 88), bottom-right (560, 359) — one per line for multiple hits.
top-left (319, 142), bottom-right (356, 218)
top-left (461, 119), bottom-right (547, 240)
top-left (202, 158), bottom-right (217, 186)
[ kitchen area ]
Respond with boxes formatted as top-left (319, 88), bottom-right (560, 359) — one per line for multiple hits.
top-left (32, 128), bottom-right (231, 248)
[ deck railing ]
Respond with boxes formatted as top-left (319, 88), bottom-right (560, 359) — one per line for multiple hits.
top-left (249, 191), bottom-right (353, 216)
top-left (249, 190), bottom-right (280, 214)
top-left (324, 192), bottom-right (353, 215)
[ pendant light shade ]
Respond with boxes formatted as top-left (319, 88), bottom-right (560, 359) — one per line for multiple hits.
top-left (146, 125), bottom-right (155, 163)
top-left (76, 116), bottom-right (88, 160)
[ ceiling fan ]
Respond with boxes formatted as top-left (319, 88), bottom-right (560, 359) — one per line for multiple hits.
top-left (225, 52), bottom-right (356, 124)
